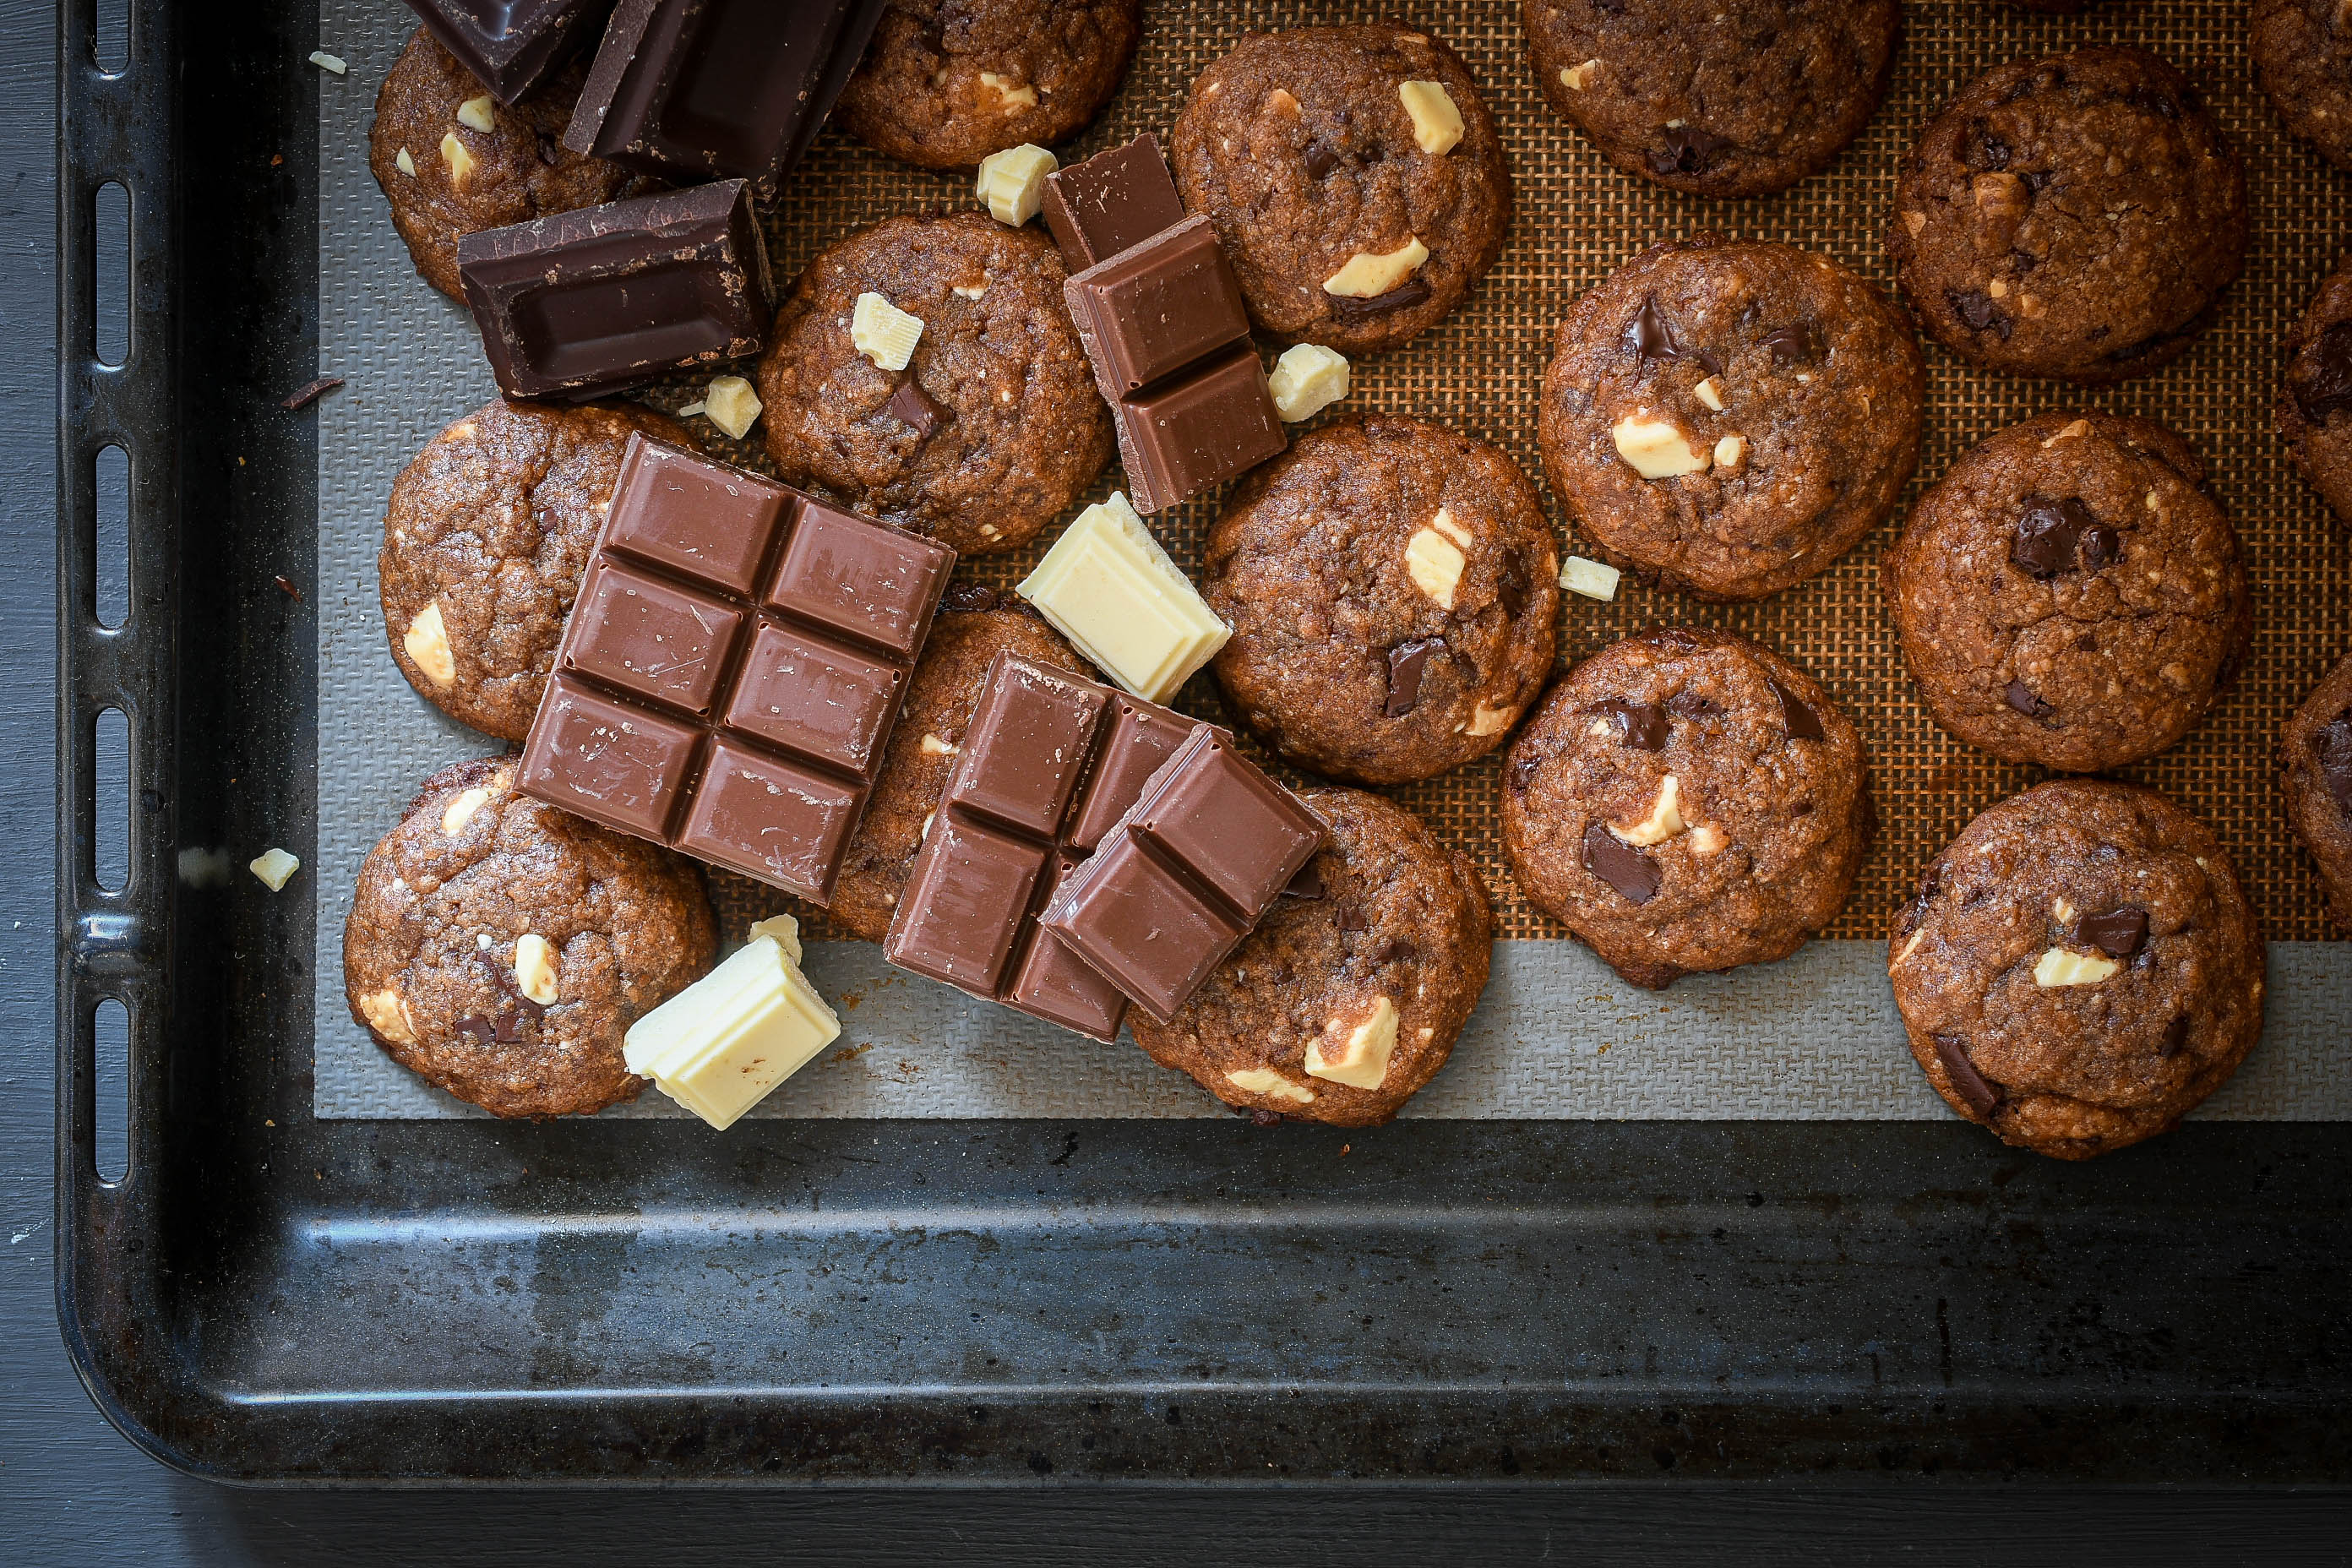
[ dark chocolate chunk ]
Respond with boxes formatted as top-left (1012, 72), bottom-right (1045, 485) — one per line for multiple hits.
top-left (1590, 698), bottom-right (1669, 750)
top-left (1282, 862), bottom-right (1325, 901)
top-left (1498, 555), bottom-right (1529, 619)
top-left (280, 375), bottom-right (343, 411)
top-left (536, 130), bottom-right (561, 166)
top-left (1581, 820), bottom-right (1661, 905)
top-left (1761, 320), bottom-right (1821, 369)
top-left (2010, 496), bottom-right (2116, 578)
top-left (2075, 633), bottom-right (2099, 652)
top-left (1041, 134), bottom-right (1186, 271)
top-left (1508, 754), bottom-right (1541, 793)
top-left (402, 0), bottom-right (612, 105)
top-left (1934, 1033), bottom-right (2003, 1115)
top-left (456, 1014), bottom-right (498, 1047)
top-left (2004, 679), bottom-right (2052, 719)
top-left (1767, 678), bottom-right (1825, 743)
top-left (2160, 1015), bottom-right (2191, 1057)
top-left (1303, 139), bottom-right (1340, 179)
top-left (1385, 637), bottom-right (1444, 718)
top-left (2311, 710), bottom-right (2352, 812)
top-left (1651, 123), bottom-right (1731, 175)
top-left (2070, 906), bottom-right (2149, 961)
top-left (1329, 277), bottom-right (1434, 319)
top-left (1946, 287), bottom-right (2012, 340)
top-left (2077, 522), bottom-right (2121, 569)
top-left (1065, 215), bottom-right (1253, 398)
top-left (887, 378), bottom-right (943, 441)
top-left (2290, 322), bottom-right (2352, 426)
top-left (1113, 346), bottom-right (1288, 514)
top-left (1966, 121), bottom-right (2012, 172)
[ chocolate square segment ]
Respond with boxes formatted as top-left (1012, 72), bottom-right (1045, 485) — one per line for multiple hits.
top-left (1039, 830), bottom-right (1243, 1021)
top-left (565, 558), bottom-right (746, 716)
top-left (943, 661), bottom-right (1108, 838)
top-left (603, 436), bottom-right (792, 593)
top-left (1065, 216), bottom-right (1253, 398)
top-left (721, 623), bottom-right (903, 775)
top-left (888, 819), bottom-right (1048, 994)
top-left (1129, 729), bottom-right (1325, 917)
top-left (1115, 346), bottom-right (1288, 515)
top-left (676, 740), bottom-right (865, 901)
top-left (1007, 862), bottom-right (1130, 1042)
top-left (402, 0), bottom-right (610, 105)
top-left (766, 500), bottom-right (955, 659)
top-left (1065, 700), bottom-right (1194, 853)
top-left (1041, 133), bottom-right (1188, 271)
top-left (517, 675), bottom-right (702, 840)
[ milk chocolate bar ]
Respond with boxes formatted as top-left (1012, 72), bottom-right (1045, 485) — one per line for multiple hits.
top-left (517, 435), bottom-right (954, 902)
top-left (402, 0), bottom-right (613, 104)
top-left (1064, 215), bottom-right (1254, 400)
top-left (1040, 133), bottom-right (1188, 272)
top-left (564, 0), bottom-right (888, 183)
top-left (1113, 346), bottom-right (1288, 515)
top-left (456, 180), bottom-right (771, 401)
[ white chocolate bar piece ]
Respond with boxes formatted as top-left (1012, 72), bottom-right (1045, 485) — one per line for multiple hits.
top-left (623, 923), bottom-right (841, 1130)
top-left (1016, 492), bottom-right (1231, 703)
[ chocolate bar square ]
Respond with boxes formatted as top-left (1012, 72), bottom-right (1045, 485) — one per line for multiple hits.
top-left (401, 0), bottom-right (612, 104)
top-left (1065, 215), bottom-right (1254, 399)
top-left (1113, 346), bottom-right (1288, 515)
top-left (1041, 134), bottom-right (1188, 272)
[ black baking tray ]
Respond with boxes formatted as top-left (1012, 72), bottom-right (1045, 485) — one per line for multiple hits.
top-left (53, 0), bottom-right (2352, 1484)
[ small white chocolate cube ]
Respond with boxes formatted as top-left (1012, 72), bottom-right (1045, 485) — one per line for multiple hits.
top-left (702, 374), bottom-right (764, 439)
top-left (1560, 555), bottom-right (1621, 602)
top-left (1267, 343), bottom-right (1350, 422)
top-left (1016, 493), bottom-right (1231, 702)
top-left (976, 144), bottom-right (1058, 226)
top-left (851, 291), bottom-right (924, 371)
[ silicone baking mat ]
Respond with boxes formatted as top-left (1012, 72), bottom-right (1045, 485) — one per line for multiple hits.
top-left (311, 0), bottom-right (2349, 1119)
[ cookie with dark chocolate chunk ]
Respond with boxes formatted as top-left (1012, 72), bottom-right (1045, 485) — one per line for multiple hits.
top-left (344, 756), bottom-right (718, 1119)
top-left (1500, 628), bottom-right (1870, 990)
top-left (1886, 411), bottom-right (2250, 774)
top-left (2253, 0), bottom-right (2352, 170)
top-left (368, 27), bottom-right (652, 302)
top-left (1129, 787), bottom-right (1492, 1127)
top-left (380, 397), bottom-right (698, 743)
top-left (1889, 778), bottom-right (2265, 1161)
top-left (756, 213), bottom-right (1112, 556)
top-left (1203, 416), bottom-right (1560, 786)
top-left (1524, 0), bottom-right (1900, 198)
top-left (835, 0), bottom-right (1142, 170)
top-left (1888, 46), bottom-right (2246, 384)
top-left (1538, 235), bottom-right (1924, 600)
top-left (1170, 22), bottom-right (1512, 354)
top-left (2278, 252), bottom-right (2352, 528)
top-left (2284, 651), bottom-right (2352, 931)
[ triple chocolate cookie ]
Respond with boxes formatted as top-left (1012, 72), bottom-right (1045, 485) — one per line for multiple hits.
top-left (2278, 253), bottom-right (2352, 528)
top-left (756, 213), bottom-right (1112, 557)
top-left (829, 593), bottom-right (1085, 943)
top-left (1886, 411), bottom-right (2250, 774)
top-left (2253, 0), bottom-right (2352, 171)
top-left (1130, 787), bottom-right (1492, 1128)
top-left (345, 757), bottom-right (718, 1119)
top-left (1889, 779), bottom-right (2265, 1161)
top-left (2284, 651), bottom-right (2352, 931)
top-left (368, 27), bottom-right (650, 303)
top-left (1523, 0), bottom-right (1900, 198)
top-left (380, 397), bottom-right (695, 743)
top-left (1500, 628), bottom-right (1870, 990)
top-left (1888, 46), bottom-right (2246, 383)
top-left (1537, 236), bottom-right (1924, 600)
top-left (1203, 416), bottom-right (1560, 787)
top-left (1171, 23), bottom-right (1512, 354)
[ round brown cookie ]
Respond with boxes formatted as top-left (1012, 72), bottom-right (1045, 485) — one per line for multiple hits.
top-left (834, 0), bottom-right (1142, 170)
top-left (1887, 46), bottom-right (2246, 384)
top-left (1524, 0), bottom-right (1899, 199)
top-left (2284, 651), bottom-right (2352, 931)
top-left (368, 27), bottom-right (651, 303)
top-left (344, 756), bottom-right (718, 1119)
top-left (829, 592), bottom-right (1086, 941)
top-left (1204, 416), bottom-right (1560, 787)
top-left (2277, 253), bottom-right (2352, 529)
top-left (2253, 0), bottom-right (2352, 168)
top-left (1888, 779), bottom-right (2265, 1161)
top-left (381, 397), bottom-right (695, 743)
top-left (1170, 23), bottom-right (1512, 354)
top-left (1886, 411), bottom-right (2249, 774)
top-left (756, 213), bottom-right (1111, 557)
top-left (1537, 235), bottom-right (1924, 601)
top-left (1129, 788), bottom-right (1491, 1128)
top-left (1500, 628), bottom-right (1870, 989)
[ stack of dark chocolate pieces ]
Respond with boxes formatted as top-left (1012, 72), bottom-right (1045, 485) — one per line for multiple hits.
top-left (403, 0), bottom-right (616, 104)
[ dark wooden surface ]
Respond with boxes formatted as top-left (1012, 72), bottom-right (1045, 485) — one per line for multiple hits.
top-left (4, 4), bottom-right (2351, 1562)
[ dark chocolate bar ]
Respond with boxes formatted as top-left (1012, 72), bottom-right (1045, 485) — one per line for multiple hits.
top-left (516, 435), bottom-right (954, 902)
top-left (1111, 346), bottom-right (1288, 516)
top-left (1041, 133), bottom-right (1189, 272)
top-left (402, 0), bottom-right (614, 104)
top-left (455, 180), bottom-right (771, 401)
top-left (564, 0), bottom-right (888, 183)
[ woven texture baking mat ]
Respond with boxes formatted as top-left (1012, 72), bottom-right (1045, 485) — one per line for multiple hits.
top-left (310, 0), bottom-right (2349, 1119)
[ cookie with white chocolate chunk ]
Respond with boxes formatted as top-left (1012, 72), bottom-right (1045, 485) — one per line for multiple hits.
top-left (1889, 779), bottom-right (2264, 1161)
top-left (343, 757), bottom-right (718, 1119)
top-left (1170, 22), bottom-right (1511, 354)
top-left (379, 397), bottom-right (697, 743)
top-left (1129, 788), bottom-right (1492, 1128)
top-left (1538, 235), bottom-right (1923, 600)
top-left (1500, 628), bottom-right (1870, 990)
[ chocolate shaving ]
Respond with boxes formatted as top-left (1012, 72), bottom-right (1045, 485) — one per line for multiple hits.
top-left (1934, 1033), bottom-right (2003, 1115)
top-left (1508, 753), bottom-right (1542, 793)
top-left (2004, 679), bottom-right (2052, 719)
top-left (535, 130), bottom-right (562, 166)
top-left (2290, 322), bottom-right (2352, 425)
top-left (1651, 123), bottom-right (1730, 175)
top-left (492, 1009), bottom-right (525, 1043)
top-left (2069, 906), bottom-right (2149, 961)
top-left (280, 375), bottom-right (343, 411)
top-left (456, 1015), bottom-right (497, 1047)
top-left (1590, 698), bottom-right (1669, 751)
top-left (476, 951), bottom-right (547, 1021)
top-left (1582, 821), bottom-right (1661, 905)
top-left (273, 574), bottom-right (302, 601)
top-left (1385, 637), bottom-right (1444, 717)
top-left (1331, 277), bottom-right (1432, 319)
top-left (887, 377), bottom-right (944, 440)
top-left (1767, 678), bottom-right (1824, 743)
top-left (2311, 710), bottom-right (2352, 812)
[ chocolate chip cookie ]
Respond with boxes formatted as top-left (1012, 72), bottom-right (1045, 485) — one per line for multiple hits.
top-left (1500, 627), bottom-right (1870, 989)
top-left (1204, 416), bottom-right (1560, 787)
top-left (2278, 252), bottom-right (2352, 529)
top-left (368, 26), bottom-right (651, 303)
top-left (1888, 46), bottom-right (2246, 384)
top-left (1538, 236), bottom-right (1924, 601)
top-left (344, 756), bottom-right (718, 1119)
top-left (381, 397), bottom-right (696, 742)
top-left (1170, 23), bottom-right (1512, 354)
top-left (829, 592), bottom-right (1086, 942)
top-left (2284, 651), bottom-right (2352, 931)
top-left (2253, 0), bottom-right (2352, 170)
top-left (1886, 411), bottom-right (2250, 774)
top-left (756, 213), bottom-right (1112, 557)
top-left (1129, 787), bottom-right (1491, 1127)
top-left (835, 0), bottom-right (1142, 169)
top-left (1888, 779), bottom-right (2265, 1161)
top-left (1524, 0), bottom-right (1900, 198)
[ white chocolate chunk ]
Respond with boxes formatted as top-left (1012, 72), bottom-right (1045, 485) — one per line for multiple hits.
top-left (359, 987), bottom-right (416, 1046)
top-left (2034, 946), bottom-right (2121, 987)
top-left (918, 732), bottom-right (960, 757)
top-left (1613, 774), bottom-right (1684, 847)
top-left (1266, 88), bottom-right (1300, 117)
top-left (1563, 59), bottom-right (1600, 91)
top-left (953, 281), bottom-right (988, 300)
top-left (1016, 492), bottom-right (1230, 702)
top-left (625, 928), bottom-right (841, 1130)
top-left (1560, 555), bottom-right (1621, 601)
top-left (441, 786), bottom-right (492, 836)
top-left (2041, 418), bottom-right (2089, 448)
top-left (851, 291), bottom-right (924, 371)
top-left (1227, 1067), bottom-right (1315, 1104)
top-left (1892, 927), bottom-right (1925, 967)
top-left (1611, 414), bottom-right (1708, 478)
top-left (1688, 824), bottom-right (1725, 856)
top-left (1464, 698), bottom-right (1516, 737)
top-left (1304, 997), bottom-right (1400, 1089)
top-left (309, 51), bottom-right (347, 74)
top-left (510, 934), bottom-right (558, 1005)
top-left (456, 95), bottom-right (496, 133)
top-left (1693, 375), bottom-right (1725, 411)
top-left (1323, 237), bottom-right (1428, 297)
top-left (1405, 520), bottom-right (1467, 608)
top-left (404, 601), bottom-right (456, 686)
top-left (978, 71), bottom-right (1037, 110)
top-left (1903, 209), bottom-right (1927, 237)
top-left (2052, 898), bottom-right (2077, 925)
top-left (1398, 79), bottom-right (1464, 155)
top-left (395, 147), bottom-right (416, 177)
top-left (748, 913), bottom-right (803, 965)
top-left (1714, 433), bottom-right (1747, 469)
top-left (702, 374), bottom-right (763, 439)
top-left (976, 143), bottom-right (1057, 226)
top-left (439, 131), bottom-right (476, 187)
top-left (1268, 342), bottom-right (1350, 422)
top-left (248, 847), bottom-right (300, 891)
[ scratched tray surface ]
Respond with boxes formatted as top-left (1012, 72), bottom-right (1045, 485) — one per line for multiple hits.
top-left (311, 0), bottom-right (2349, 1119)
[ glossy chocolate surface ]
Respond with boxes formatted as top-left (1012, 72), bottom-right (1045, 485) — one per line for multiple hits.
top-left (402, 0), bottom-right (612, 104)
